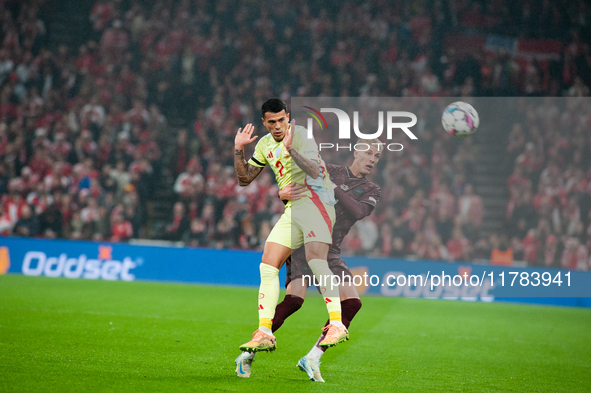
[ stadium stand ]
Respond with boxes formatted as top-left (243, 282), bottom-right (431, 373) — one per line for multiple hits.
top-left (0, 0), bottom-right (590, 270)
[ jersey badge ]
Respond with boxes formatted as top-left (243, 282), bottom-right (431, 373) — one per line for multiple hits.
top-left (352, 186), bottom-right (365, 197)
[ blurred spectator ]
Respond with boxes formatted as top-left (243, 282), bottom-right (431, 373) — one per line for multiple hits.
top-left (472, 236), bottom-right (491, 260)
top-left (0, 205), bottom-right (12, 235)
top-left (4, 189), bottom-right (27, 224)
top-left (355, 217), bottom-right (379, 253)
top-left (490, 234), bottom-right (514, 266)
top-left (174, 158), bottom-right (204, 198)
top-left (521, 229), bottom-right (541, 265)
top-left (0, 49), bottom-right (14, 86)
top-left (13, 205), bottom-right (39, 237)
top-left (162, 201), bottom-right (189, 241)
top-left (170, 129), bottom-right (190, 179)
top-left (409, 232), bottom-right (428, 259)
top-left (110, 210), bottom-right (133, 242)
top-left (390, 237), bottom-right (406, 258)
top-left (110, 161), bottom-right (131, 194)
top-left (446, 228), bottom-right (471, 262)
top-left (39, 204), bottom-right (62, 238)
top-left (341, 226), bottom-right (363, 255)
top-left (458, 184), bottom-right (483, 230)
top-left (186, 218), bottom-right (208, 247)
top-left (541, 234), bottom-right (563, 268)
top-left (378, 222), bottom-right (393, 256)
top-left (238, 219), bottom-right (259, 249)
top-left (560, 238), bottom-right (588, 270)
top-left (212, 216), bottom-right (236, 249)
top-left (426, 235), bottom-right (449, 261)
top-left (567, 76), bottom-right (590, 97)
top-left (429, 181), bottom-right (456, 219)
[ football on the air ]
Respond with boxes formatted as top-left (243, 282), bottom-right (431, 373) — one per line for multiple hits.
top-left (441, 101), bottom-right (479, 138)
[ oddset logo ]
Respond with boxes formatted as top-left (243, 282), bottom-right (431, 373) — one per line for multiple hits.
top-left (21, 245), bottom-right (138, 281)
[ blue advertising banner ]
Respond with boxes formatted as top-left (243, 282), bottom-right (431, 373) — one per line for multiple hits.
top-left (2, 237), bottom-right (590, 307)
top-left (2, 237), bottom-right (268, 287)
top-left (340, 256), bottom-right (591, 307)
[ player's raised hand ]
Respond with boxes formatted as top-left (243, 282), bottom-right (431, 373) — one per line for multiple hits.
top-left (283, 119), bottom-right (295, 152)
top-left (235, 124), bottom-right (258, 149)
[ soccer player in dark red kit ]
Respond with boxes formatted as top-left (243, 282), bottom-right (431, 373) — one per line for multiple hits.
top-left (236, 138), bottom-right (382, 382)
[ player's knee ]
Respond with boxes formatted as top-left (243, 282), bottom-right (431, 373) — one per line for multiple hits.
top-left (354, 298), bottom-right (362, 312)
top-left (343, 297), bottom-right (362, 313)
top-left (305, 251), bottom-right (322, 262)
top-left (307, 258), bottom-right (330, 274)
top-left (260, 258), bottom-right (282, 270)
top-left (304, 242), bottom-right (329, 261)
top-left (259, 263), bottom-right (279, 281)
top-left (290, 281), bottom-right (308, 298)
top-left (289, 295), bottom-right (305, 311)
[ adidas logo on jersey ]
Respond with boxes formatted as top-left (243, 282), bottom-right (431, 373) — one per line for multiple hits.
top-left (305, 231), bottom-right (316, 238)
top-left (267, 152), bottom-right (273, 158)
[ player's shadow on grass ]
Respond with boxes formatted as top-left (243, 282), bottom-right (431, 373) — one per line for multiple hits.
top-left (186, 370), bottom-right (324, 385)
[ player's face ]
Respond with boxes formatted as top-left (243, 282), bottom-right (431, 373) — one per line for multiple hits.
top-left (262, 110), bottom-right (290, 142)
top-left (353, 146), bottom-right (381, 176)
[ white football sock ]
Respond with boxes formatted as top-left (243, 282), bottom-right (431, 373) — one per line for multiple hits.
top-left (307, 345), bottom-right (325, 360)
top-left (242, 351), bottom-right (256, 360)
top-left (259, 326), bottom-right (273, 336)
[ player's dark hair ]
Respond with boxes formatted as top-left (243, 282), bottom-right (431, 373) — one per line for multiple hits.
top-left (261, 98), bottom-right (287, 118)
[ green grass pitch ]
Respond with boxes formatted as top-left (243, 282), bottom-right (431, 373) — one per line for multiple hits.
top-left (1, 275), bottom-right (590, 392)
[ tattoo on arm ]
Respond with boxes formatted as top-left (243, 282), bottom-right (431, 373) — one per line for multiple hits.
top-left (234, 149), bottom-right (263, 186)
top-left (288, 147), bottom-right (320, 179)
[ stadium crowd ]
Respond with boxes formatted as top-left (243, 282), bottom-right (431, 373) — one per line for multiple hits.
top-left (504, 98), bottom-right (591, 270)
top-left (1, 0), bottom-right (590, 269)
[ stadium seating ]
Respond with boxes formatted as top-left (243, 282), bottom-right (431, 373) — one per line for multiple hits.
top-left (1, 0), bottom-right (590, 270)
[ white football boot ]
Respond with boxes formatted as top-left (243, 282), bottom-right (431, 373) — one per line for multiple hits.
top-left (235, 351), bottom-right (255, 378)
top-left (297, 356), bottom-right (325, 382)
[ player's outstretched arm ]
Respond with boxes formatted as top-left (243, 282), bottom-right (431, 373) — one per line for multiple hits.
top-left (235, 124), bottom-right (263, 186)
top-left (284, 120), bottom-right (320, 179)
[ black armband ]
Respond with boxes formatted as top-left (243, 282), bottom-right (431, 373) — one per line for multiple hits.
top-left (250, 157), bottom-right (264, 167)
